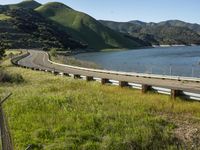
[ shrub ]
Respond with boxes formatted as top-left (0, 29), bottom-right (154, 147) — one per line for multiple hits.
top-left (49, 48), bottom-right (57, 57)
top-left (0, 45), bottom-right (5, 59)
top-left (0, 70), bottom-right (24, 83)
top-left (42, 47), bottom-right (49, 51)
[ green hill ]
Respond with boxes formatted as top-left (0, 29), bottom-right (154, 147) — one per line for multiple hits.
top-left (0, 8), bottom-right (85, 49)
top-left (7, 0), bottom-right (41, 9)
top-left (36, 2), bottom-right (144, 50)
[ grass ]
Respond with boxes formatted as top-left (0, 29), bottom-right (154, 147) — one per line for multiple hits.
top-left (0, 69), bottom-right (24, 83)
top-left (48, 48), bottom-right (101, 69)
top-left (0, 50), bottom-right (24, 83)
top-left (5, 50), bottom-right (21, 56)
top-left (51, 54), bottom-right (102, 69)
top-left (0, 58), bottom-right (200, 149)
top-left (0, 14), bottom-right (11, 20)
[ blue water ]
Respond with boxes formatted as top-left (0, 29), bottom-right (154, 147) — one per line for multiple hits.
top-left (75, 46), bottom-right (200, 77)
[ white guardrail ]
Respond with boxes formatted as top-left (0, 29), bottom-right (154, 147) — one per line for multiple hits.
top-left (12, 51), bottom-right (200, 101)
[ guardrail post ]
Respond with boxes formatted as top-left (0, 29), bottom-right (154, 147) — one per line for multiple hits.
top-left (119, 81), bottom-right (128, 87)
top-left (63, 73), bottom-right (70, 76)
top-left (86, 76), bottom-right (93, 81)
top-left (54, 71), bottom-right (59, 75)
top-left (101, 78), bottom-right (109, 85)
top-left (73, 74), bottom-right (81, 79)
top-left (171, 89), bottom-right (182, 99)
top-left (142, 84), bottom-right (151, 93)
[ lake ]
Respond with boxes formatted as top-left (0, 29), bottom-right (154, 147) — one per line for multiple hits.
top-left (75, 46), bottom-right (200, 77)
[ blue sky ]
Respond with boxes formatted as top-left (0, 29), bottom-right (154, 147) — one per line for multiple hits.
top-left (1, 0), bottom-right (200, 23)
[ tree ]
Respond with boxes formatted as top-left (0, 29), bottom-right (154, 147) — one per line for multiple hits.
top-left (49, 48), bottom-right (57, 57)
top-left (0, 42), bottom-right (11, 59)
top-left (0, 42), bottom-right (5, 59)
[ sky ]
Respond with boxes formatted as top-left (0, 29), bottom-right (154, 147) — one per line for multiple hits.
top-left (0, 0), bottom-right (200, 24)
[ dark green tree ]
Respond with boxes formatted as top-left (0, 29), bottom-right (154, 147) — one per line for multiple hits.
top-left (0, 42), bottom-right (11, 59)
top-left (0, 42), bottom-right (5, 59)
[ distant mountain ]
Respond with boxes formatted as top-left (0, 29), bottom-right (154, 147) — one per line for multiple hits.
top-left (128, 20), bottom-right (146, 26)
top-left (100, 20), bottom-right (200, 45)
top-left (36, 2), bottom-right (145, 50)
top-left (157, 20), bottom-right (200, 34)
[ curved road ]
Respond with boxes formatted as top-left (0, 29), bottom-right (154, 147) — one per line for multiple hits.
top-left (18, 50), bottom-right (200, 93)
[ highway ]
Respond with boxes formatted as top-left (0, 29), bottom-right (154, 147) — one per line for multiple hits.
top-left (16, 50), bottom-right (200, 94)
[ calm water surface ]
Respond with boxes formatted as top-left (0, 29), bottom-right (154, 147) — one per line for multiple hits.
top-left (75, 46), bottom-right (200, 77)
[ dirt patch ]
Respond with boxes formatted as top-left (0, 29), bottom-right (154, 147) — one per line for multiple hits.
top-left (172, 116), bottom-right (200, 149)
top-left (159, 113), bottom-right (200, 149)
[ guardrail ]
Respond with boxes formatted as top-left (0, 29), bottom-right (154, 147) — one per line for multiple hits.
top-left (11, 51), bottom-right (200, 101)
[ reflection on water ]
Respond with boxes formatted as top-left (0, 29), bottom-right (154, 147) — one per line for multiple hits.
top-left (75, 46), bottom-right (200, 77)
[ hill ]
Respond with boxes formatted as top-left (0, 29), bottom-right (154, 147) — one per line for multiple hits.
top-left (1, 0), bottom-right (199, 49)
top-left (100, 20), bottom-right (200, 45)
top-left (36, 2), bottom-right (145, 50)
top-left (128, 20), bottom-right (146, 26)
top-left (0, 8), bottom-right (86, 49)
top-left (7, 0), bottom-right (41, 9)
top-left (157, 20), bottom-right (200, 34)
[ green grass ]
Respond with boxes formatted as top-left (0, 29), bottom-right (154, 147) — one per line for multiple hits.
top-left (0, 14), bottom-right (11, 20)
top-left (36, 2), bottom-right (141, 50)
top-left (5, 50), bottom-right (21, 56)
top-left (0, 58), bottom-right (200, 149)
top-left (51, 54), bottom-right (102, 69)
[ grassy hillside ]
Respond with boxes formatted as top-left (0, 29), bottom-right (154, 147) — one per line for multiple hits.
top-left (0, 55), bottom-right (200, 149)
top-left (0, 13), bottom-right (11, 20)
top-left (0, 8), bottom-right (86, 49)
top-left (36, 2), bottom-right (144, 50)
top-left (100, 20), bottom-right (200, 45)
top-left (7, 0), bottom-right (41, 9)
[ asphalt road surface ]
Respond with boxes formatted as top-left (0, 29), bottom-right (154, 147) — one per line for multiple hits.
top-left (18, 50), bottom-right (200, 93)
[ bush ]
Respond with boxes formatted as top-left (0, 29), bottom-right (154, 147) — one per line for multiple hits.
top-left (0, 70), bottom-right (24, 83)
top-left (49, 48), bottom-right (57, 57)
top-left (0, 49), bottom-right (5, 59)
top-left (42, 47), bottom-right (49, 51)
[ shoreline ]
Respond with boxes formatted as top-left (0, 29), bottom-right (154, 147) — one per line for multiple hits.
top-left (57, 46), bottom-right (153, 56)
top-left (152, 44), bottom-right (199, 48)
top-left (55, 44), bottom-right (200, 64)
